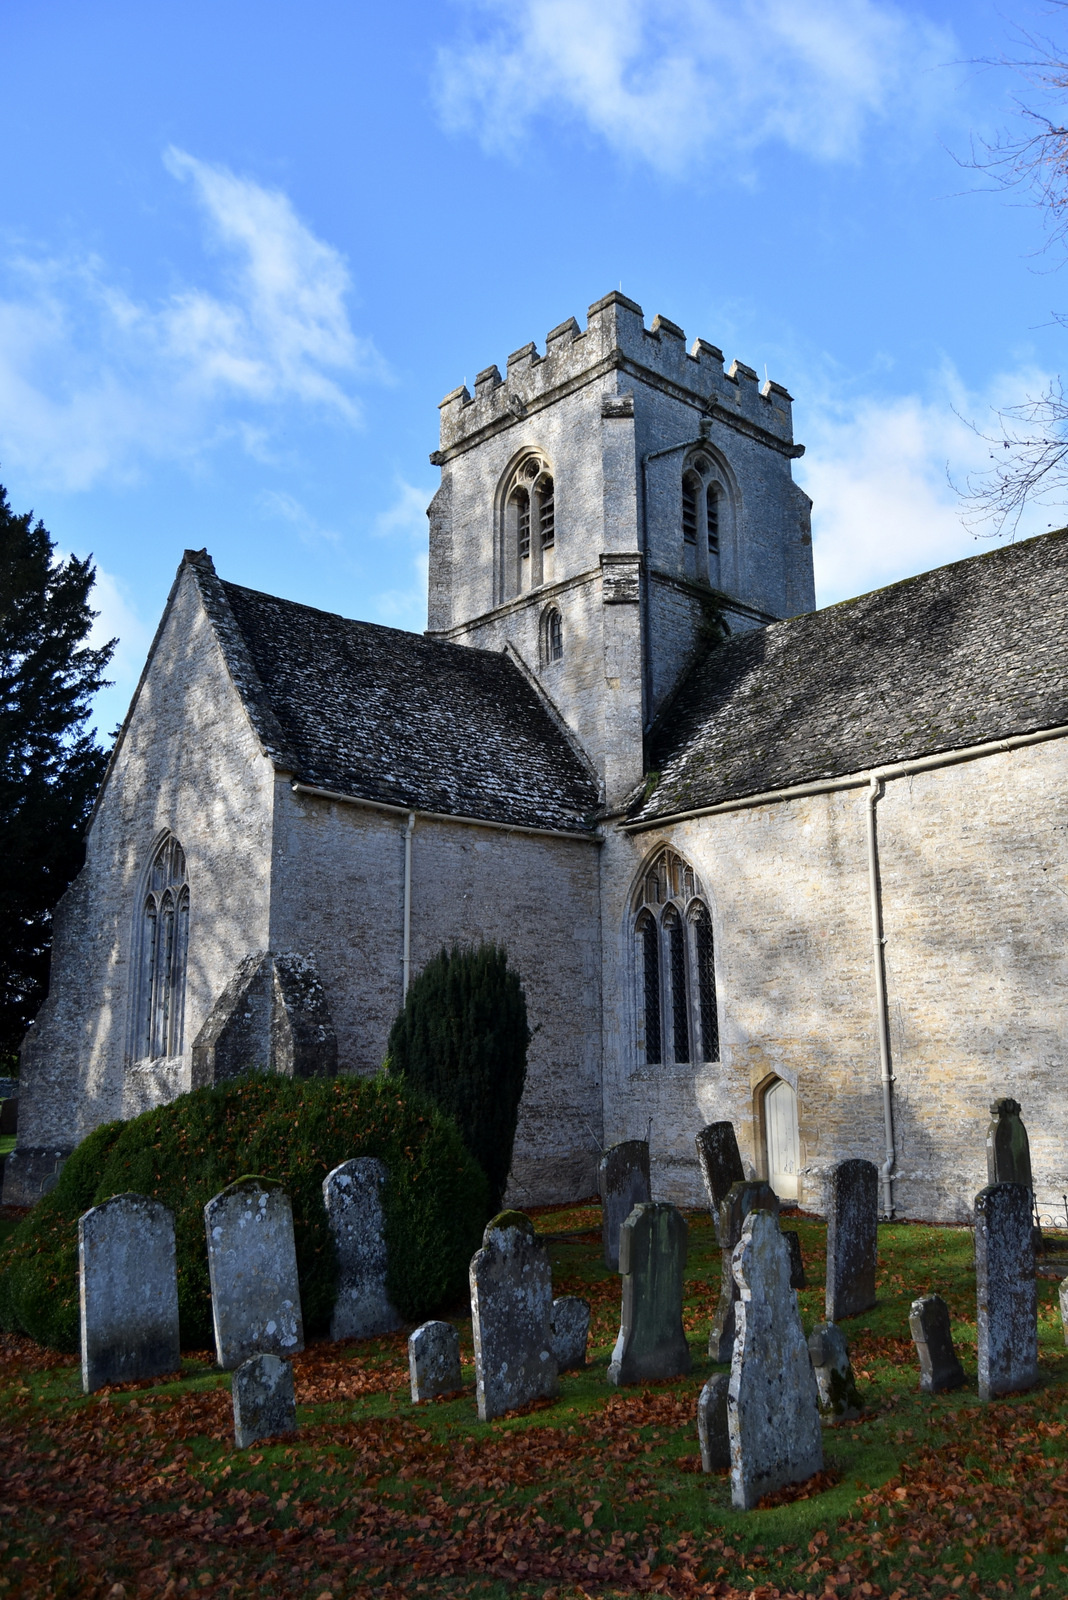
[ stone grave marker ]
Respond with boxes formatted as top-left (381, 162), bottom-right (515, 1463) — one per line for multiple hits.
top-left (550, 1296), bottom-right (590, 1371)
top-left (608, 1201), bottom-right (691, 1385)
top-left (807, 1322), bottom-right (862, 1422)
top-left (783, 1229), bottom-right (806, 1289)
top-left (323, 1158), bottom-right (402, 1341)
top-left (231, 1353), bottom-right (296, 1449)
top-left (709, 1180), bottom-right (779, 1362)
top-left (470, 1211), bottom-right (558, 1422)
top-left (909, 1293), bottom-right (965, 1393)
top-left (695, 1122), bottom-right (745, 1243)
top-left (1060, 1277), bottom-right (1068, 1347)
top-left (204, 1178), bottom-right (304, 1371)
top-left (825, 1158), bottom-right (879, 1320)
top-left (986, 1099), bottom-right (1033, 1188)
top-left (975, 1182), bottom-right (1038, 1401)
top-left (79, 1193), bottom-right (181, 1394)
top-left (698, 1373), bottom-right (730, 1472)
top-left (408, 1320), bottom-right (462, 1402)
top-left (598, 1140), bottom-right (651, 1271)
top-left (728, 1209), bottom-right (823, 1510)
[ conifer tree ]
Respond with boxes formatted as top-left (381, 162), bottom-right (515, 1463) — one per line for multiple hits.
top-left (0, 485), bottom-right (114, 1069)
top-left (386, 943), bottom-right (531, 1212)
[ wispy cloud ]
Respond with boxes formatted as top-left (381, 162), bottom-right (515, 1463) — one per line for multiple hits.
top-left (79, 560), bottom-right (153, 738)
top-left (368, 478), bottom-right (434, 630)
top-left (259, 488), bottom-right (342, 546)
top-left (0, 151), bottom-right (377, 490)
top-left (436, 0), bottom-right (957, 174)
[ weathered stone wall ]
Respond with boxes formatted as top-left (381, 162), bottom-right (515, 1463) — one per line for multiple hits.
top-left (600, 738), bottom-right (1068, 1224)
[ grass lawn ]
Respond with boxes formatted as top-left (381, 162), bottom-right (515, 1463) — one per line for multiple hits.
top-left (2, 1203), bottom-right (1068, 1599)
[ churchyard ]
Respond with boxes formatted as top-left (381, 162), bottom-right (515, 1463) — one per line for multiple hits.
top-left (4, 1192), bottom-right (1068, 1600)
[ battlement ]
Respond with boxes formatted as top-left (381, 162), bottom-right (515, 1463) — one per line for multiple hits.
top-left (435, 291), bottom-right (796, 458)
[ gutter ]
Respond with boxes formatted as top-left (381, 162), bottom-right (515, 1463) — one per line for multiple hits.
top-left (290, 782), bottom-right (603, 844)
top-left (402, 812), bottom-right (415, 1000)
top-left (865, 776), bottom-right (896, 1218)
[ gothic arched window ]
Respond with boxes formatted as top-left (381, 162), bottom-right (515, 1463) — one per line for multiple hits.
top-left (542, 604), bottom-right (563, 664)
top-left (681, 454), bottom-right (728, 584)
top-left (501, 453), bottom-right (555, 597)
top-left (135, 835), bottom-right (189, 1061)
top-left (633, 848), bottom-right (720, 1066)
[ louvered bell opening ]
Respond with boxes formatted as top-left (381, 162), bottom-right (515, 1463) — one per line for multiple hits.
top-left (514, 489), bottom-right (531, 559)
top-left (539, 478), bottom-right (555, 547)
top-left (682, 476), bottom-right (698, 544)
top-left (706, 485), bottom-right (720, 553)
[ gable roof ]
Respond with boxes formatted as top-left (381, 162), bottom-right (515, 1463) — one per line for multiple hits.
top-left (632, 528), bottom-right (1068, 824)
top-left (186, 553), bottom-right (600, 836)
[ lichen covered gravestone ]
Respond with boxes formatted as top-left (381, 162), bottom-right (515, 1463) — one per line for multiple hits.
top-left (909, 1293), bottom-right (965, 1393)
top-left (709, 1180), bottom-right (779, 1362)
top-left (204, 1178), bottom-right (305, 1371)
top-left (698, 1373), bottom-right (730, 1472)
top-left (695, 1122), bottom-right (746, 1244)
top-left (79, 1194), bottom-right (180, 1394)
top-left (408, 1320), bottom-right (462, 1403)
top-left (323, 1158), bottom-right (402, 1341)
top-left (470, 1211), bottom-right (558, 1422)
top-left (550, 1295), bottom-right (590, 1371)
top-left (975, 1182), bottom-right (1038, 1401)
top-left (807, 1322), bottom-right (862, 1422)
top-left (231, 1353), bottom-right (296, 1449)
top-left (783, 1229), bottom-right (806, 1289)
top-left (728, 1209), bottom-right (823, 1510)
top-left (825, 1158), bottom-right (878, 1320)
top-left (598, 1140), bottom-right (651, 1271)
top-left (608, 1201), bottom-right (691, 1386)
top-left (986, 1099), bottom-right (1033, 1189)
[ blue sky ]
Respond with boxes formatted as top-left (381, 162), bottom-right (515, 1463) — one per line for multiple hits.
top-left (3, 0), bottom-right (1067, 734)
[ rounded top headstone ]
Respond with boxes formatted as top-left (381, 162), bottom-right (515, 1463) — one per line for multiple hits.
top-left (482, 1209), bottom-right (536, 1245)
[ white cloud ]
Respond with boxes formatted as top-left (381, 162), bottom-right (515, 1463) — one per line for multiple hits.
top-left (0, 151), bottom-right (376, 490)
top-left (436, 0), bottom-right (956, 173)
top-left (372, 550), bottom-right (431, 633)
top-left (259, 488), bottom-right (341, 546)
top-left (368, 478), bottom-right (434, 630)
top-left (798, 362), bottom-right (1059, 606)
top-left (372, 479), bottom-right (435, 540)
top-left (77, 561), bottom-right (153, 738)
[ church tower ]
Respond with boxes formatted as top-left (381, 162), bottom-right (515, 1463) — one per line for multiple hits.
top-left (426, 292), bottom-right (815, 807)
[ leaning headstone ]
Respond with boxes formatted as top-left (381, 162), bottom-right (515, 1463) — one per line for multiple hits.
top-left (783, 1229), bottom-right (806, 1289)
top-left (608, 1202), bottom-right (691, 1385)
top-left (79, 1194), bottom-right (181, 1394)
top-left (728, 1209), bottom-right (823, 1510)
top-left (204, 1178), bottom-right (305, 1371)
top-left (408, 1320), bottom-right (462, 1402)
top-left (975, 1182), bottom-right (1038, 1401)
top-left (698, 1373), bottom-right (730, 1472)
top-left (599, 1140), bottom-right (651, 1271)
top-left (986, 1098), bottom-right (1033, 1188)
top-left (709, 1180), bottom-right (779, 1362)
top-left (807, 1322), bottom-right (862, 1422)
top-left (323, 1158), bottom-right (402, 1341)
top-left (695, 1122), bottom-right (745, 1243)
top-left (231, 1353), bottom-right (296, 1448)
top-left (825, 1158), bottom-right (879, 1321)
top-left (909, 1293), bottom-right (965, 1393)
top-left (1059, 1276), bottom-right (1068, 1347)
top-left (550, 1296), bottom-right (590, 1371)
top-left (470, 1212), bottom-right (558, 1421)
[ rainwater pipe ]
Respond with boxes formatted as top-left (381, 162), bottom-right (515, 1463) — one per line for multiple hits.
top-left (865, 774), bottom-right (896, 1219)
top-left (402, 811), bottom-right (415, 1000)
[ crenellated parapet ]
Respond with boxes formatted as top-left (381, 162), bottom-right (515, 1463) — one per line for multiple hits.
top-left (433, 291), bottom-right (797, 461)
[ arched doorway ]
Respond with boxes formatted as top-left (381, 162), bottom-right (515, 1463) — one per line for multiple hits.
top-left (764, 1079), bottom-right (800, 1202)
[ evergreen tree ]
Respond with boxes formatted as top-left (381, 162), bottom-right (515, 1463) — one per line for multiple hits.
top-left (386, 943), bottom-right (531, 1212)
top-left (0, 485), bottom-right (114, 1069)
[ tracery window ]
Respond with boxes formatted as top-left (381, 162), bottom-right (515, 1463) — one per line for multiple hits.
top-left (541, 604), bottom-right (563, 664)
top-left (680, 454), bottom-right (727, 583)
top-left (633, 848), bottom-right (719, 1065)
top-left (502, 453), bottom-right (555, 596)
top-left (134, 834), bottom-right (189, 1061)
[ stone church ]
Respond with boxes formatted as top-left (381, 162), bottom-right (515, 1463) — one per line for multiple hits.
top-left (7, 291), bottom-right (1068, 1223)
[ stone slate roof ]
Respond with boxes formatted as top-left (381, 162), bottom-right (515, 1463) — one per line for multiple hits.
top-left (189, 556), bottom-right (599, 835)
top-left (634, 529), bottom-right (1068, 822)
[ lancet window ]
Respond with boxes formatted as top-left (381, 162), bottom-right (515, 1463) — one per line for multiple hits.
top-left (633, 848), bottom-right (719, 1066)
top-left (680, 454), bottom-right (727, 583)
top-left (502, 453), bottom-right (555, 596)
top-left (134, 834), bottom-right (189, 1061)
top-left (542, 604), bottom-right (563, 664)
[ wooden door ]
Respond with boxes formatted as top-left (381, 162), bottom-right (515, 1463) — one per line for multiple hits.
top-left (765, 1079), bottom-right (799, 1202)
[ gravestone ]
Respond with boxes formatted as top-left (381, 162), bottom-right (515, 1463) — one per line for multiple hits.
top-left (909, 1293), bottom-right (965, 1393)
top-left (709, 1180), bottom-right (779, 1362)
top-left (807, 1322), bottom-right (862, 1422)
top-left (975, 1182), bottom-right (1038, 1401)
top-left (231, 1353), bottom-right (296, 1448)
top-left (79, 1194), bottom-right (181, 1394)
top-left (608, 1201), bottom-right (691, 1385)
top-left (783, 1229), bottom-right (806, 1289)
top-left (1059, 1277), bottom-right (1068, 1347)
top-left (695, 1122), bottom-right (745, 1244)
top-left (825, 1158), bottom-right (879, 1321)
top-left (598, 1140), bottom-right (651, 1271)
top-left (986, 1099), bottom-right (1033, 1188)
top-left (550, 1296), bottom-right (590, 1371)
top-left (204, 1178), bottom-right (305, 1371)
top-left (191, 950), bottom-right (337, 1087)
top-left (323, 1158), bottom-right (402, 1341)
top-left (408, 1320), bottom-right (462, 1403)
top-left (698, 1373), bottom-right (730, 1472)
top-left (728, 1209), bottom-right (823, 1510)
top-left (470, 1211), bottom-right (558, 1422)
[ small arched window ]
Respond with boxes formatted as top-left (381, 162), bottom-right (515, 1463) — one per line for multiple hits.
top-left (135, 835), bottom-right (189, 1061)
top-left (681, 454), bottom-right (728, 583)
top-left (501, 454), bottom-right (555, 597)
top-left (542, 605), bottom-right (563, 664)
top-left (633, 848), bottom-right (719, 1066)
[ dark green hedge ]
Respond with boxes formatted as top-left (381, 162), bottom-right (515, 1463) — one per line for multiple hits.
top-left (0, 1074), bottom-right (491, 1352)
